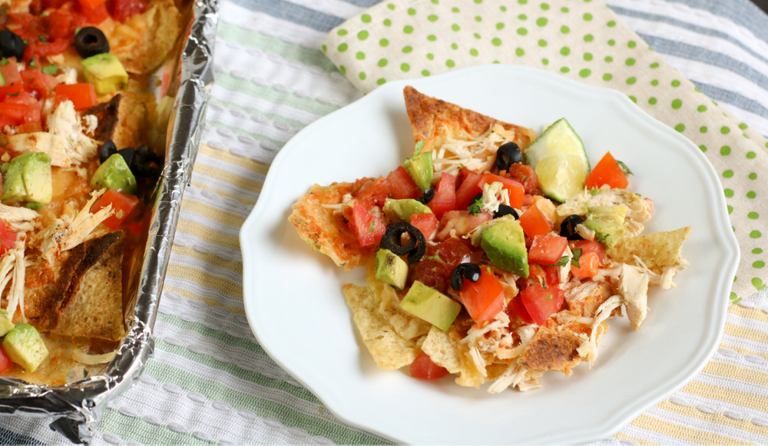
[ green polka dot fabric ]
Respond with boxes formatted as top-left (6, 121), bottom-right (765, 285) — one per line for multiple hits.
top-left (322, 0), bottom-right (768, 302)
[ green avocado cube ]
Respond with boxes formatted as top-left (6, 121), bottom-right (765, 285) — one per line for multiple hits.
top-left (400, 281), bottom-right (461, 331)
top-left (82, 53), bottom-right (128, 95)
top-left (382, 198), bottom-right (432, 223)
top-left (91, 153), bottom-right (137, 195)
top-left (3, 323), bottom-right (48, 373)
top-left (481, 218), bottom-right (529, 277)
top-left (1, 152), bottom-right (52, 205)
top-left (584, 205), bottom-right (627, 249)
top-left (375, 249), bottom-right (408, 290)
top-left (403, 151), bottom-right (433, 192)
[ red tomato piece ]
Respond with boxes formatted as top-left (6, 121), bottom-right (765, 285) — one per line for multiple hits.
top-left (78, 2), bottom-right (109, 24)
top-left (432, 237), bottom-right (472, 270)
top-left (23, 40), bottom-right (69, 62)
top-left (459, 267), bottom-right (505, 322)
top-left (505, 163), bottom-right (539, 195)
top-left (77, 0), bottom-right (107, 10)
top-left (505, 295), bottom-right (534, 331)
top-left (41, 0), bottom-right (67, 9)
top-left (528, 263), bottom-right (559, 289)
top-left (386, 166), bottom-right (420, 200)
top-left (22, 70), bottom-right (57, 99)
top-left (409, 213), bottom-right (437, 240)
top-left (0, 220), bottom-right (17, 256)
top-left (352, 177), bottom-right (389, 210)
top-left (569, 240), bottom-right (605, 263)
top-left (45, 9), bottom-right (71, 39)
top-left (454, 170), bottom-right (483, 210)
top-left (0, 103), bottom-right (34, 126)
top-left (16, 121), bottom-right (42, 133)
top-left (584, 151), bottom-right (629, 190)
top-left (54, 83), bottom-right (98, 110)
top-left (570, 252), bottom-right (599, 280)
top-left (518, 205), bottom-right (553, 238)
top-left (428, 172), bottom-right (456, 219)
top-left (528, 235), bottom-right (568, 265)
top-left (111, 0), bottom-right (147, 21)
top-left (348, 202), bottom-right (385, 247)
top-left (0, 58), bottom-right (24, 98)
top-left (91, 190), bottom-right (140, 230)
top-left (435, 209), bottom-right (492, 240)
top-left (520, 282), bottom-right (565, 325)
top-left (409, 238), bottom-right (471, 294)
top-left (410, 352), bottom-right (449, 379)
top-left (0, 347), bottom-right (12, 374)
top-left (477, 173), bottom-right (525, 209)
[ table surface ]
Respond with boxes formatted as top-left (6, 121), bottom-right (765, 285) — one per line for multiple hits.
top-left (2, 0), bottom-right (768, 444)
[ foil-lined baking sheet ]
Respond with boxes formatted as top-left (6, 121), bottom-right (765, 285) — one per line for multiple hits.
top-left (0, 0), bottom-right (218, 441)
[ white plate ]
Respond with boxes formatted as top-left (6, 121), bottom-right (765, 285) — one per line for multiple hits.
top-left (240, 65), bottom-right (739, 444)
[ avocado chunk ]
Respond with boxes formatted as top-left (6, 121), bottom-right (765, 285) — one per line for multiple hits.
top-left (382, 198), bottom-right (432, 223)
top-left (91, 153), bottom-right (137, 195)
top-left (403, 151), bottom-right (433, 192)
top-left (400, 281), bottom-right (461, 331)
top-left (584, 205), bottom-right (627, 249)
top-left (82, 53), bottom-right (128, 95)
top-left (375, 249), bottom-right (408, 290)
top-left (0, 309), bottom-right (14, 337)
top-left (1, 152), bottom-right (52, 205)
top-left (3, 323), bottom-right (48, 373)
top-left (480, 217), bottom-right (529, 277)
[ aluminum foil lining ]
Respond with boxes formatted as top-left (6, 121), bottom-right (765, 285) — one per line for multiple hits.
top-left (0, 0), bottom-right (218, 441)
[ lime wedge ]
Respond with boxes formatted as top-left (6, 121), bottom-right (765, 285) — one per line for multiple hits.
top-left (523, 118), bottom-right (590, 202)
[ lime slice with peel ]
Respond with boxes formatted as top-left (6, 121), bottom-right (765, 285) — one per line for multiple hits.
top-left (523, 118), bottom-right (590, 202)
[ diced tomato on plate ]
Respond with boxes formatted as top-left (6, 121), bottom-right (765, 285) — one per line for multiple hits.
top-left (410, 352), bottom-right (448, 379)
top-left (428, 172), bottom-right (456, 219)
top-left (386, 166), bottom-right (420, 200)
top-left (585, 151), bottom-right (629, 190)
top-left (91, 190), bottom-right (140, 230)
top-left (518, 205), bottom-right (552, 238)
top-left (459, 267), bottom-right (505, 322)
top-left (348, 202), bottom-right (385, 247)
top-left (55, 83), bottom-right (98, 110)
top-left (528, 234), bottom-right (568, 265)
top-left (569, 240), bottom-right (605, 280)
top-left (409, 213), bottom-right (437, 240)
top-left (520, 282), bottom-right (565, 325)
top-left (454, 169), bottom-right (483, 210)
top-left (477, 173), bottom-right (525, 209)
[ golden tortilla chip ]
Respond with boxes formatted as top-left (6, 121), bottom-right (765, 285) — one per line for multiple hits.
top-left (365, 261), bottom-right (431, 340)
top-left (607, 227), bottom-right (692, 269)
top-left (421, 325), bottom-right (465, 374)
top-left (112, 0), bottom-right (183, 74)
top-left (289, 183), bottom-right (372, 270)
top-left (519, 323), bottom-right (588, 376)
top-left (403, 86), bottom-right (537, 168)
top-left (111, 91), bottom-right (154, 151)
top-left (341, 284), bottom-right (420, 371)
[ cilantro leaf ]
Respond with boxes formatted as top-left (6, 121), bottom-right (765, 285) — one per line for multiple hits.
top-left (468, 197), bottom-right (483, 216)
top-left (616, 160), bottom-right (633, 175)
top-left (369, 220), bottom-right (375, 233)
top-left (414, 140), bottom-right (425, 155)
top-left (551, 256), bottom-right (569, 267)
top-left (571, 248), bottom-right (582, 268)
top-left (0, 58), bottom-right (8, 66)
top-left (41, 64), bottom-right (58, 76)
top-left (29, 58), bottom-right (36, 68)
top-left (38, 35), bottom-right (47, 42)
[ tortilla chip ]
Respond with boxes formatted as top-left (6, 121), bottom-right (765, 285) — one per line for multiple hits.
top-left (112, 0), bottom-right (182, 74)
top-left (84, 94), bottom-right (121, 143)
top-left (607, 227), bottom-right (693, 270)
top-left (365, 261), bottom-right (431, 340)
top-left (403, 86), bottom-right (537, 160)
top-left (289, 183), bottom-right (372, 270)
top-left (519, 324), bottom-right (586, 375)
top-left (421, 325), bottom-right (465, 374)
top-left (52, 232), bottom-right (125, 341)
top-left (342, 284), bottom-right (420, 371)
top-left (111, 91), bottom-right (154, 150)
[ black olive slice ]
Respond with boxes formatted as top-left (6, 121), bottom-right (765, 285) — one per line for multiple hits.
top-left (495, 142), bottom-right (523, 172)
top-left (450, 263), bottom-right (482, 291)
top-left (416, 188), bottom-right (435, 205)
top-left (0, 30), bottom-right (25, 61)
top-left (494, 205), bottom-right (519, 219)
top-left (406, 228), bottom-right (426, 264)
top-left (99, 140), bottom-right (117, 164)
top-left (560, 214), bottom-right (585, 241)
top-left (118, 147), bottom-right (135, 167)
top-left (131, 145), bottom-right (163, 177)
top-left (75, 27), bottom-right (110, 59)
top-left (380, 222), bottom-right (427, 263)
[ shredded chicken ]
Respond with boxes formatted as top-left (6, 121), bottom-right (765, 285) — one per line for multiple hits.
top-left (480, 181), bottom-right (510, 215)
top-left (2, 236), bottom-right (27, 323)
top-left (83, 115), bottom-right (98, 135)
top-left (575, 223), bottom-right (595, 241)
top-left (577, 295), bottom-right (622, 367)
top-left (0, 203), bottom-right (39, 232)
top-left (488, 363), bottom-right (527, 393)
top-left (631, 255), bottom-right (689, 290)
top-left (320, 193), bottom-right (353, 215)
top-left (617, 264), bottom-right (650, 329)
top-left (558, 187), bottom-right (653, 223)
top-left (55, 67), bottom-right (78, 85)
top-left (432, 124), bottom-right (516, 176)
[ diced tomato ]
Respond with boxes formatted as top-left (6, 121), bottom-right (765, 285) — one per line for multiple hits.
top-left (21, 70), bottom-right (57, 98)
top-left (4, 91), bottom-right (41, 123)
top-left (0, 59), bottom-right (24, 98)
top-left (352, 177), bottom-right (389, 210)
top-left (528, 263), bottom-right (559, 289)
top-left (0, 348), bottom-right (12, 374)
top-left (55, 83), bottom-right (97, 110)
top-left (435, 209), bottom-right (492, 240)
top-left (410, 352), bottom-right (449, 379)
top-left (409, 213), bottom-right (437, 240)
top-left (16, 121), bottom-right (42, 133)
top-left (505, 163), bottom-right (539, 195)
top-left (459, 267), bottom-right (505, 322)
top-left (386, 166), bottom-right (420, 200)
top-left (518, 205), bottom-right (552, 238)
top-left (91, 190), bottom-right (140, 230)
top-left (454, 170), bottom-right (482, 210)
top-left (0, 220), bottom-right (17, 256)
top-left (409, 238), bottom-right (471, 294)
top-left (23, 40), bottom-right (70, 62)
top-left (585, 151), bottom-right (629, 190)
top-left (77, 0), bottom-right (107, 10)
top-left (505, 295), bottom-right (534, 331)
top-left (522, 194), bottom-right (535, 207)
top-left (111, 0), bottom-right (147, 22)
top-left (348, 202), bottom-right (385, 247)
top-left (568, 240), bottom-right (605, 280)
top-left (528, 235), bottom-right (568, 265)
top-left (78, 2), bottom-right (109, 24)
top-left (432, 237), bottom-right (472, 270)
top-left (428, 172), bottom-right (456, 219)
top-left (0, 103), bottom-right (38, 126)
top-left (477, 173), bottom-right (525, 209)
top-left (520, 282), bottom-right (565, 325)
top-left (41, 0), bottom-right (67, 10)
top-left (45, 9), bottom-right (71, 39)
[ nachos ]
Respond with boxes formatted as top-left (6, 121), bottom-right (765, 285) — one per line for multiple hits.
top-left (289, 87), bottom-right (691, 392)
